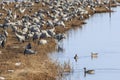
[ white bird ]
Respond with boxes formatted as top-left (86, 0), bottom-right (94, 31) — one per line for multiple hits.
top-left (15, 62), bottom-right (21, 66)
top-left (8, 70), bottom-right (14, 73)
top-left (15, 32), bottom-right (25, 43)
top-left (0, 76), bottom-right (5, 80)
top-left (38, 39), bottom-right (48, 45)
top-left (19, 7), bottom-right (26, 14)
top-left (22, 27), bottom-right (28, 33)
top-left (13, 11), bottom-right (17, 20)
top-left (47, 28), bottom-right (56, 37)
top-left (33, 17), bottom-right (40, 23)
top-left (3, 30), bottom-right (8, 37)
top-left (24, 49), bottom-right (37, 55)
top-left (55, 20), bottom-right (65, 28)
top-left (41, 30), bottom-right (51, 38)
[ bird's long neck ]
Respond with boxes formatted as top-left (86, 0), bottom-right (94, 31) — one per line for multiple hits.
top-left (84, 68), bottom-right (86, 72)
top-left (84, 68), bottom-right (86, 77)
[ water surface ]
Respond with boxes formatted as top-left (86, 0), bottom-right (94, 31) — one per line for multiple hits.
top-left (50, 6), bottom-right (120, 80)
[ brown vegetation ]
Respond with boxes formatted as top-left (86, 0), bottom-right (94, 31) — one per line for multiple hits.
top-left (117, 0), bottom-right (120, 3)
top-left (0, 1), bottom-right (119, 80)
top-left (0, 2), bottom-right (72, 80)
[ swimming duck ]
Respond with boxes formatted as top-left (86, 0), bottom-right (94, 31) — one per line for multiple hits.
top-left (74, 54), bottom-right (78, 62)
top-left (84, 67), bottom-right (95, 77)
top-left (91, 52), bottom-right (98, 58)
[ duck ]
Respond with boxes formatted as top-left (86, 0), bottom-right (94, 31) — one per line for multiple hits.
top-left (74, 54), bottom-right (78, 62)
top-left (84, 67), bottom-right (95, 77)
top-left (91, 52), bottom-right (98, 58)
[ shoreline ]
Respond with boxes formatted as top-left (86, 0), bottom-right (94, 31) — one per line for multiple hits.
top-left (0, 0), bottom-right (120, 80)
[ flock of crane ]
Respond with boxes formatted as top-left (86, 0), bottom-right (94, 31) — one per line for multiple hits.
top-left (0, 0), bottom-right (119, 55)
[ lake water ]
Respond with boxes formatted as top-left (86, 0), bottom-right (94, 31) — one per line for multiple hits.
top-left (50, 6), bottom-right (120, 80)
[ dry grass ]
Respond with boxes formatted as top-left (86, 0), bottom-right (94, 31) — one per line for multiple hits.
top-left (0, 2), bottom-right (71, 80)
top-left (117, 0), bottom-right (120, 3)
top-left (0, 1), bottom-right (119, 80)
top-left (63, 60), bottom-right (72, 73)
top-left (0, 38), bottom-right (59, 80)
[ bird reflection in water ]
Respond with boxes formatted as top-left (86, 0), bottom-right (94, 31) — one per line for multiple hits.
top-left (57, 45), bottom-right (65, 53)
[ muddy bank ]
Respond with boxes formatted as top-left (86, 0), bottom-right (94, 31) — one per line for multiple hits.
top-left (0, 0), bottom-right (120, 80)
